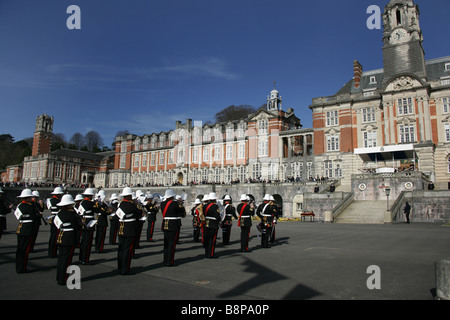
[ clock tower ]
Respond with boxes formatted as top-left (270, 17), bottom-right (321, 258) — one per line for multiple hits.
top-left (382, 0), bottom-right (426, 84)
top-left (32, 114), bottom-right (54, 156)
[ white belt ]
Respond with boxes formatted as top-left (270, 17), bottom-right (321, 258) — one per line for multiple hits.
top-left (83, 215), bottom-right (95, 218)
top-left (225, 214), bottom-right (233, 216)
top-left (206, 216), bottom-right (216, 220)
top-left (61, 228), bottom-right (74, 232)
top-left (120, 218), bottom-right (136, 222)
top-left (164, 217), bottom-right (181, 220)
top-left (261, 214), bottom-right (272, 217)
top-left (20, 220), bottom-right (33, 223)
top-left (240, 215), bottom-right (250, 218)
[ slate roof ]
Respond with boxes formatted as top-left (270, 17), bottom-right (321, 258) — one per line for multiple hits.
top-left (333, 56), bottom-right (450, 96)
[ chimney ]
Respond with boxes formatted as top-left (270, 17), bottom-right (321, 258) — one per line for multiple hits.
top-left (353, 60), bottom-right (363, 89)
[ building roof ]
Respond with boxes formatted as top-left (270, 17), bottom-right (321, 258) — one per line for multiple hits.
top-left (50, 148), bottom-right (114, 161)
top-left (311, 55), bottom-right (450, 108)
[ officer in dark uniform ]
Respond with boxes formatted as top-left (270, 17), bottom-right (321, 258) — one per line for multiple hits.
top-left (116, 187), bottom-right (143, 275)
top-left (269, 196), bottom-right (281, 243)
top-left (94, 190), bottom-right (108, 253)
top-left (78, 188), bottom-right (102, 265)
top-left (47, 187), bottom-right (64, 258)
top-left (236, 194), bottom-right (255, 252)
top-left (108, 193), bottom-right (119, 245)
top-left (203, 192), bottom-right (221, 258)
top-left (160, 189), bottom-right (185, 267)
top-left (0, 187), bottom-right (13, 240)
top-left (30, 191), bottom-right (45, 252)
top-left (256, 194), bottom-right (277, 248)
top-left (14, 189), bottom-right (39, 273)
top-left (54, 194), bottom-right (82, 285)
top-left (145, 194), bottom-right (159, 242)
top-left (221, 195), bottom-right (237, 245)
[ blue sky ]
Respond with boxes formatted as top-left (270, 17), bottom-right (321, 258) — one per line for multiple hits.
top-left (1, 0), bottom-right (450, 147)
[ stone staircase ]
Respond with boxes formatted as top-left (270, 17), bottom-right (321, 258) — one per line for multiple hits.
top-left (334, 200), bottom-right (386, 224)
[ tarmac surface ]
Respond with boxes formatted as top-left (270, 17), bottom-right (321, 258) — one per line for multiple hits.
top-left (1, 213), bottom-right (449, 303)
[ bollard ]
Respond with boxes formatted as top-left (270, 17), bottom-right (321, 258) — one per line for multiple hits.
top-left (435, 260), bottom-right (450, 300)
top-left (324, 211), bottom-right (333, 223)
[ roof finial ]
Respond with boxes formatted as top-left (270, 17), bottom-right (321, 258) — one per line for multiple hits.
top-left (273, 81), bottom-right (276, 89)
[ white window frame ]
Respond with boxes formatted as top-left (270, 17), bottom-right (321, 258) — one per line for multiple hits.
top-left (326, 134), bottom-right (340, 152)
top-left (443, 97), bottom-right (450, 114)
top-left (238, 142), bottom-right (245, 159)
top-left (326, 110), bottom-right (339, 127)
top-left (363, 130), bottom-right (377, 148)
top-left (362, 107), bottom-right (376, 123)
top-left (226, 144), bottom-right (233, 160)
top-left (445, 123), bottom-right (450, 142)
top-left (398, 97), bottom-right (414, 115)
top-left (203, 146), bottom-right (210, 162)
top-left (399, 123), bottom-right (415, 143)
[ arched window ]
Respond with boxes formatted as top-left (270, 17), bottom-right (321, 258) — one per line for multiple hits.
top-left (396, 10), bottom-right (402, 26)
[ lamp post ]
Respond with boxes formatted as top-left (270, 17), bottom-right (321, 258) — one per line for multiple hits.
top-left (385, 187), bottom-right (391, 211)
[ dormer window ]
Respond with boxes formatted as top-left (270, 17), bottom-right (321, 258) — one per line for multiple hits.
top-left (445, 63), bottom-right (450, 71)
top-left (369, 76), bottom-right (377, 84)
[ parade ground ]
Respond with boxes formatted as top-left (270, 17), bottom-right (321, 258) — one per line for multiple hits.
top-left (0, 214), bottom-right (449, 303)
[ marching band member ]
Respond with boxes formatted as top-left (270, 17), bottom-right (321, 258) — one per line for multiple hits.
top-left (30, 190), bottom-right (45, 251)
top-left (95, 190), bottom-right (109, 253)
top-left (269, 196), bottom-right (281, 243)
top-left (14, 189), bottom-right (39, 273)
top-left (54, 194), bottom-right (82, 285)
top-left (116, 187), bottom-right (143, 275)
top-left (0, 188), bottom-right (13, 240)
top-left (221, 195), bottom-right (237, 245)
top-left (256, 194), bottom-right (276, 248)
top-left (160, 189), bottom-right (185, 267)
top-left (47, 187), bottom-right (64, 258)
top-left (78, 188), bottom-right (103, 265)
top-left (108, 193), bottom-right (119, 245)
top-left (145, 193), bottom-right (159, 242)
top-left (191, 198), bottom-right (202, 242)
top-left (236, 194), bottom-right (255, 252)
top-left (203, 192), bottom-right (221, 258)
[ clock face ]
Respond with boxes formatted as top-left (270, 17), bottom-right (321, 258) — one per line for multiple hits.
top-left (392, 28), bottom-right (408, 43)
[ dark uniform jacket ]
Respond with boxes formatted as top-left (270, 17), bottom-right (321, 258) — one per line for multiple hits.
top-left (145, 201), bottom-right (159, 222)
top-left (56, 208), bottom-right (82, 246)
top-left (79, 198), bottom-right (102, 228)
top-left (48, 196), bottom-right (60, 223)
top-left (204, 202), bottom-right (221, 229)
top-left (32, 199), bottom-right (45, 226)
top-left (0, 197), bottom-right (12, 217)
top-left (160, 199), bottom-right (185, 232)
top-left (236, 202), bottom-right (255, 227)
top-left (96, 201), bottom-right (109, 227)
top-left (15, 201), bottom-right (38, 236)
top-left (117, 199), bottom-right (142, 237)
top-left (256, 202), bottom-right (276, 227)
top-left (222, 202), bottom-right (237, 226)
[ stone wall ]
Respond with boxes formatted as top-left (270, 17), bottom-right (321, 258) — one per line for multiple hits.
top-left (351, 171), bottom-right (429, 201)
top-left (395, 190), bottom-right (450, 223)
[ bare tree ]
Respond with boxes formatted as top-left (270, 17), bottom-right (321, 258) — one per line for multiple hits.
top-left (84, 131), bottom-right (104, 152)
top-left (69, 132), bottom-right (86, 150)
